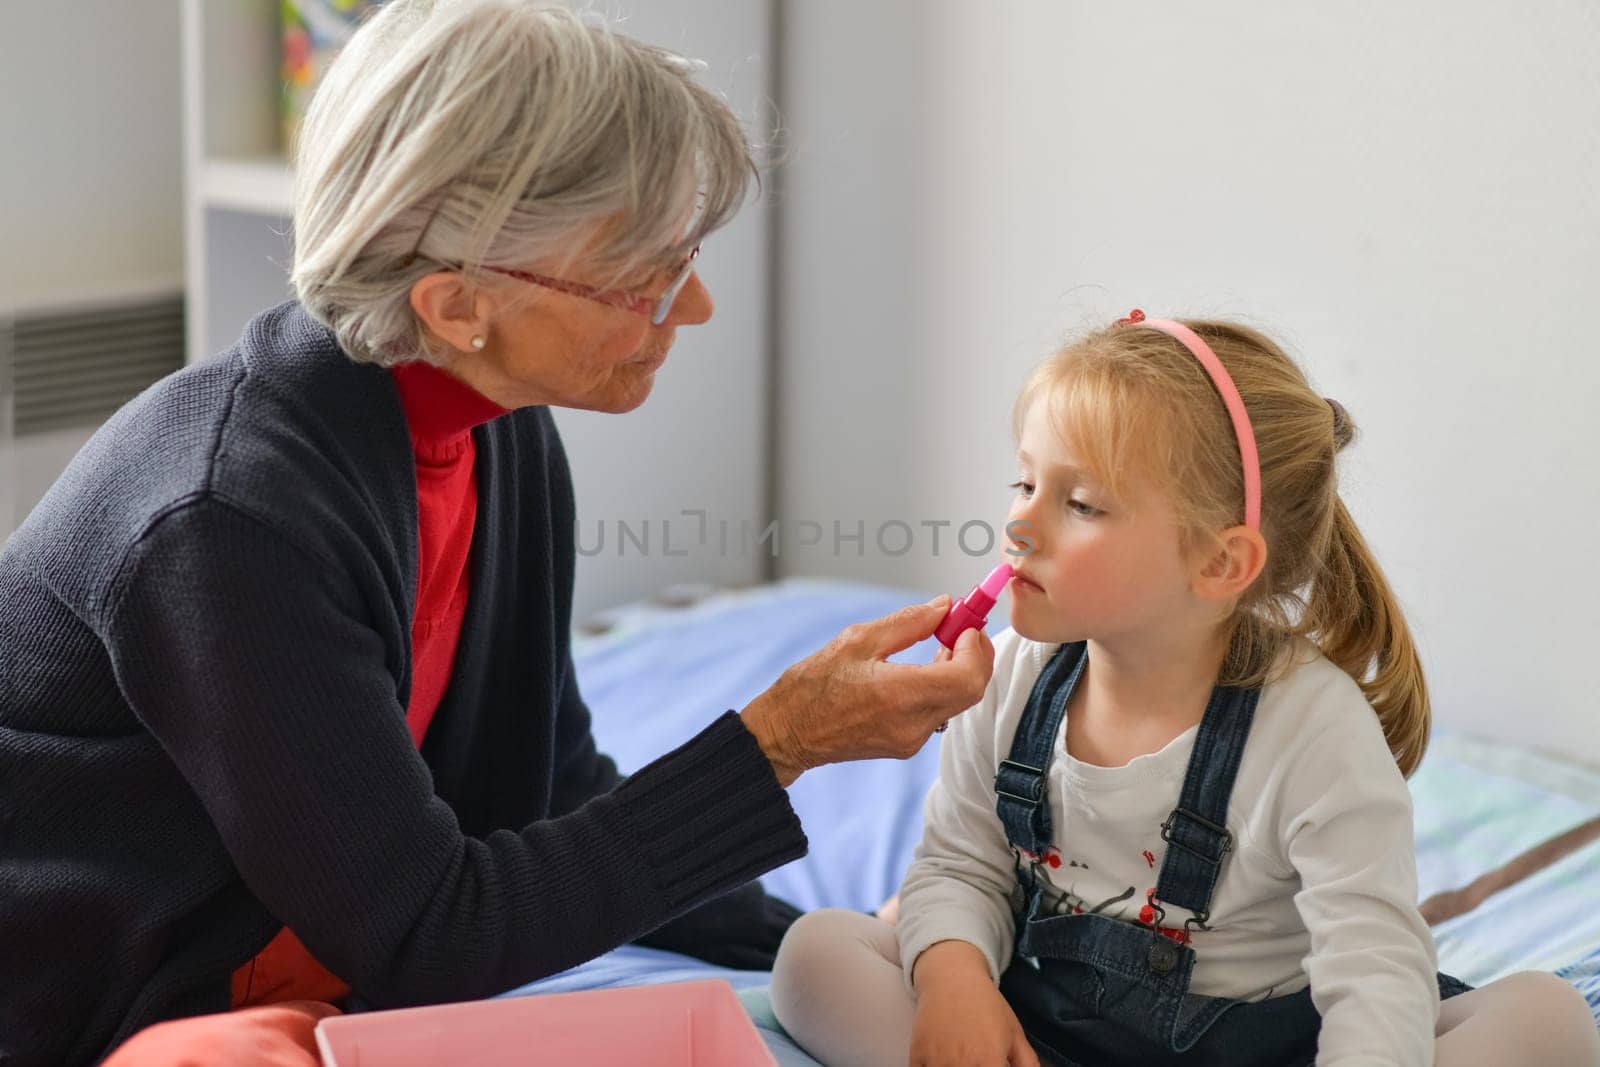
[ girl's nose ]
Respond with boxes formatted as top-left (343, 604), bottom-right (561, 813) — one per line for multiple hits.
top-left (1006, 506), bottom-right (1041, 558)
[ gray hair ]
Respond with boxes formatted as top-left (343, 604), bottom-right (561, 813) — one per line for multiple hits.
top-left (290, 0), bottom-right (758, 366)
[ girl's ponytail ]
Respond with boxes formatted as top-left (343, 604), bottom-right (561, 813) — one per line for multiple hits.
top-left (1305, 493), bottom-right (1431, 777)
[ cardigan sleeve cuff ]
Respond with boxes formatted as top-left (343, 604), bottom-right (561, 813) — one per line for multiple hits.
top-left (612, 711), bottom-right (808, 912)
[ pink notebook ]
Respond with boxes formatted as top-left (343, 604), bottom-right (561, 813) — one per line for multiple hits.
top-left (315, 979), bottom-right (777, 1067)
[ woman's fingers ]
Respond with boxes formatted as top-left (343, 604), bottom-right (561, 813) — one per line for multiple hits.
top-left (742, 600), bottom-right (998, 779)
top-left (898, 627), bottom-right (993, 705)
top-left (860, 596), bottom-right (952, 658)
top-left (955, 625), bottom-right (993, 661)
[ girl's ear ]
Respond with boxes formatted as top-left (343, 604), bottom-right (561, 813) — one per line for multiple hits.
top-left (1190, 525), bottom-right (1269, 603)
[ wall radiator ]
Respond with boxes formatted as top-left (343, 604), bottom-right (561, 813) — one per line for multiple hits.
top-left (0, 289), bottom-right (185, 537)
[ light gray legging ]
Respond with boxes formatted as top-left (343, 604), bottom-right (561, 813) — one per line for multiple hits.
top-left (770, 909), bottom-right (1600, 1067)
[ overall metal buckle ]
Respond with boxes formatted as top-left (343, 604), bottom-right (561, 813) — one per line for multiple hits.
top-left (1160, 806), bottom-right (1234, 864)
top-left (995, 759), bottom-right (1046, 804)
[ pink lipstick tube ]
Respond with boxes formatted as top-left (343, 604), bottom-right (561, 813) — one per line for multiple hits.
top-left (934, 563), bottom-right (1014, 649)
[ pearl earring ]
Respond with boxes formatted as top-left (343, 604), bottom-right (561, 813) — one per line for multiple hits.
top-left (471, 335), bottom-right (486, 350)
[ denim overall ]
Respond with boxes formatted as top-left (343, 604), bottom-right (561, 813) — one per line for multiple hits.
top-left (992, 642), bottom-right (1470, 1067)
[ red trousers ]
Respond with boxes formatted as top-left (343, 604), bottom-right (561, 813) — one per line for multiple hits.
top-left (101, 1000), bottom-right (339, 1067)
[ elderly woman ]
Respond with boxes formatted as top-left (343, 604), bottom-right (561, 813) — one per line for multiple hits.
top-left (0, 3), bottom-right (993, 1064)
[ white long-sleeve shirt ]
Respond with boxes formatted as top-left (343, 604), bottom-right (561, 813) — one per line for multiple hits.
top-left (898, 627), bottom-right (1440, 1067)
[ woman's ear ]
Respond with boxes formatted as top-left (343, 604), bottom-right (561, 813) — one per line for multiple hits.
top-left (1190, 525), bottom-right (1269, 603)
top-left (409, 271), bottom-right (494, 355)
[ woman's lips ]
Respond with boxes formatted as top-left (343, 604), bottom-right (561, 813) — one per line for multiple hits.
top-left (1011, 572), bottom-right (1044, 593)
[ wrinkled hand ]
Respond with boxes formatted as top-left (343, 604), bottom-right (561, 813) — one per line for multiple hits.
top-left (740, 596), bottom-right (995, 786)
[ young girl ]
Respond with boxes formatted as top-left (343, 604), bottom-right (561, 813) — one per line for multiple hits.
top-left (770, 312), bottom-right (1600, 1066)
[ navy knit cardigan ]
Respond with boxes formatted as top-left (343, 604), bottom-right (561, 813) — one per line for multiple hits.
top-left (0, 301), bottom-right (808, 1066)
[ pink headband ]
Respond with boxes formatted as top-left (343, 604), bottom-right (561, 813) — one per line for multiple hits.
top-left (1116, 309), bottom-right (1261, 531)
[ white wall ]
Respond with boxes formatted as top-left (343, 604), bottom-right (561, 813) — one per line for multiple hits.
top-left (0, 1), bottom-right (183, 302)
top-left (0, 0), bottom-right (183, 537)
top-left (553, 0), bottom-right (776, 621)
top-left (777, 1), bottom-right (1600, 766)
top-left (773, 0), bottom-right (961, 585)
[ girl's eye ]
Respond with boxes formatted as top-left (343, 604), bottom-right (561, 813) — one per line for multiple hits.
top-left (1011, 480), bottom-right (1101, 516)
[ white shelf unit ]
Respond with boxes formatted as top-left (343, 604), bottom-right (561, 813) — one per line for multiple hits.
top-left (181, 0), bottom-right (297, 365)
top-left (199, 158), bottom-right (296, 216)
top-left (179, 0), bottom-right (780, 619)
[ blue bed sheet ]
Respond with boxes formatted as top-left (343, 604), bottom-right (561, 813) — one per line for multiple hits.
top-left (568, 581), bottom-right (949, 915)
top-left (499, 579), bottom-right (1600, 1061)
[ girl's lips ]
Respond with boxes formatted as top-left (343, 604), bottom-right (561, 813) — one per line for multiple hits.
top-left (1011, 573), bottom-right (1044, 592)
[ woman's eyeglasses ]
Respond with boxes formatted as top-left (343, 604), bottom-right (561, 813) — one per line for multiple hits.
top-left (483, 246), bottom-right (701, 325)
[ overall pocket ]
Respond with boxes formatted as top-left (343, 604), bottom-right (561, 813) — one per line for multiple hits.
top-left (1001, 953), bottom-right (1106, 1028)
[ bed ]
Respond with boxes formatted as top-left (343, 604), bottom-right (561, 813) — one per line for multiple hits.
top-left (498, 579), bottom-right (1600, 1064)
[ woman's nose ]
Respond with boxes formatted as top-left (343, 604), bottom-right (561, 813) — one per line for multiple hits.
top-left (663, 271), bottom-right (713, 326)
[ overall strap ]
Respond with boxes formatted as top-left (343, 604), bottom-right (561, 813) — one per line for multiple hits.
top-left (1151, 683), bottom-right (1262, 923)
top-left (994, 642), bottom-right (1087, 855)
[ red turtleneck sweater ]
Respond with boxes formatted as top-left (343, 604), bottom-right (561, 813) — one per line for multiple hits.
top-left (229, 360), bottom-right (508, 1008)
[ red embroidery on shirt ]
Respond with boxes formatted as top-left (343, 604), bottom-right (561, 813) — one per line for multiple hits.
top-left (1163, 926), bottom-right (1194, 946)
top-left (1019, 845), bottom-right (1063, 868)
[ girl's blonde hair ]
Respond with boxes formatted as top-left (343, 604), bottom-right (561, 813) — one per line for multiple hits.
top-left (1014, 319), bottom-right (1430, 776)
top-left (291, 0), bottom-right (757, 365)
